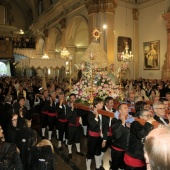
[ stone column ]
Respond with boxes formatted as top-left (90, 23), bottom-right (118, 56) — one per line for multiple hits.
top-left (59, 18), bottom-right (67, 48)
top-left (66, 45), bottom-right (76, 74)
top-left (162, 12), bottom-right (170, 80)
top-left (133, 8), bottom-right (139, 79)
top-left (85, 0), bottom-right (118, 69)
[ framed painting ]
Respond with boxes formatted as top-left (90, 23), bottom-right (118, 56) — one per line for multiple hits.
top-left (117, 36), bottom-right (132, 61)
top-left (143, 40), bottom-right (160, 70)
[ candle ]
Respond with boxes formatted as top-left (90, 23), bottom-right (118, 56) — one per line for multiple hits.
top-left (69, 56), bottom-right (73, 61)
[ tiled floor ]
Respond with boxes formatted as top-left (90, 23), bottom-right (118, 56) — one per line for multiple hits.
top-left (52, 136), bottom-right (111, 170)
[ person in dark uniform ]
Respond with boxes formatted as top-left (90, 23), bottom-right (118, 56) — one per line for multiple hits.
top-left (110, 103), bottom-right (130, 170)
top-left (48, 91), bottom-right (57, 141)
top-left (124, 109), bottom-right (154, 170)
top-left (40, 90), bottom-right (49, 138)
top-left (86, 97), bottom-right (107, 170)
top-left (66, 93), bottom-right (84, 159)
top-left (56, 91), bottom-right (68, 150)
top-left (100, 96), bottom-right (115, 168)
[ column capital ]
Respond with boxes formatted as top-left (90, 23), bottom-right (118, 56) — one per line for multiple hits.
top-left (85, 0), bottom-right (118, 15)
top-left (132, 8), bottom-right (139, 21)
top-left (162, 12), bottom-right (170, 29)
top-left (43, 29), bottom-right (48, 38)
top-left (59, 18), bottom-right (66, 29)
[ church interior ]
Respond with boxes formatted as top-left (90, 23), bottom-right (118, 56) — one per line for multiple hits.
top-left (0, 0), bottom-right (170, 170)
top-left (0, 0), bottom-right (170, 80)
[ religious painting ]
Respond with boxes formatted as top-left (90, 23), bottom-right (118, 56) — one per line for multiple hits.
top-left (117, 36), bottom-right (132, 61)
top-left (143, 40), bottom-right (160, 70)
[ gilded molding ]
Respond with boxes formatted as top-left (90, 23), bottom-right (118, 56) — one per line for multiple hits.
top-left (85, 0), bottom-right (118, 14)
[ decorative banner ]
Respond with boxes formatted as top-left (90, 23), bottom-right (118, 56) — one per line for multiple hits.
top-left (0, 40), bottom-right (13, 59)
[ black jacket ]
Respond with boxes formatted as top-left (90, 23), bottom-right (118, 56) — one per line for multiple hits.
top-left (0, 141), bottom-right (23, 170)
top-left (126, 121), bottom-right (153, 160)
top-left (56, 103), bottom-right (68, 120)
top-left (111, 118), bottom-right (130, 150)
top-left (66, 107), bottom-right (81, 125)
top-left (154, 114), bottom-right (169, 124)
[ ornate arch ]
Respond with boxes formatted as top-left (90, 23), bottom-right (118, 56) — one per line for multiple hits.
top-left (66, 15), bottom-right (89, 46)
top-left (47, 27), bottom-right (61, 51)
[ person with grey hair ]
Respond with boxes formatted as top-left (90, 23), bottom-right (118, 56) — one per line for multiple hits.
top-left (144, 126), bottom-right (170, 170)
top-left (153, 101), bottom-right (169, 125)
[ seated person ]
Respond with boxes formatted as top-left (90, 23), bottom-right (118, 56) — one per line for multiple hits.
top-left (30, 139), bottom-right (56, 170)
top-left (0, 124), bottom-right (23, 170)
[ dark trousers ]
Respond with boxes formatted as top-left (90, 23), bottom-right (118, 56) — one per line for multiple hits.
top-left (86, 136), bottom-right (102, 159)
top-left (41, 113), bottom-right (48, 128)
top-left (48, 116), bottom-right (56, 131)
top-left (111, 147), bottom-right (126, 170)
top-left (68, 126), bottom-right (82, 145)
top-left (58, 121), bottom-right (68, 141)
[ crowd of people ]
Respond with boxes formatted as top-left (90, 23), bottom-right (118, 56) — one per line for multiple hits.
top-left (0, 76), bottom-right (170, 170)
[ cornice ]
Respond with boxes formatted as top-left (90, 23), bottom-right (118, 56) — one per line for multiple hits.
top-left (29, 0), bottom-right (85, 36)
top-left (137, 0), bottom-right (165, 9)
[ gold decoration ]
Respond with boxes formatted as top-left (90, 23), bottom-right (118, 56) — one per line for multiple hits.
top-left (92, 29), bottom-right (100, 39)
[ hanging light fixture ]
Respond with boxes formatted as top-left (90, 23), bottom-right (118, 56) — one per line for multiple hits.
top-left (42, 53), bottom-right (49, 59)
top-left (117, 0), bottom-right (133, 62)
top-left (61, 47), bottom-right (70, 59)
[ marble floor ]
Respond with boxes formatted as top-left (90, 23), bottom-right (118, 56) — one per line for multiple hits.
top-left (51, 135), bottom-right (111, 170)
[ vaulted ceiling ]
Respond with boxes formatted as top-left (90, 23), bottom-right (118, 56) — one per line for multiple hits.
top-left (0, 0), bottom-right (167, 36)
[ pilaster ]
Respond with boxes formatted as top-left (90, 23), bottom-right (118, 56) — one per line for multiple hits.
top-left (162, 12), bottom-right (170, 80)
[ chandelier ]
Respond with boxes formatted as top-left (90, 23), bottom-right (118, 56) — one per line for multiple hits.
top-left (42, 53), bottom-right (49, 59)
top-left (117, 0), bottom-right (133, 63)
top-left (117, 41), bottom-right (133, 62)
top-left (61, 47), bottom-right (70, 59)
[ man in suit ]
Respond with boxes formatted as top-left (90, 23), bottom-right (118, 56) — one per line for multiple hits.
top-left (153, 101), bottom-right (169, 125)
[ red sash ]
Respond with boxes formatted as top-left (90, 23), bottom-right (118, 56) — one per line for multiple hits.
top-left (111, 146), bottom-right (125, 152)
top-left (69, 117), bottom-right (80, 126)
top-left (124, 153), bottom-right (146, 167)
top-left (48, 112), bottom-right (57, 117)
top-left (58, 119), bottom-right (68, 122)
top-left (89, 130), bottom-right (101, 137)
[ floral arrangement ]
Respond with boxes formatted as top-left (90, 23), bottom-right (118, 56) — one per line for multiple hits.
top-left (70, 72), bottom-right (120, 103)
